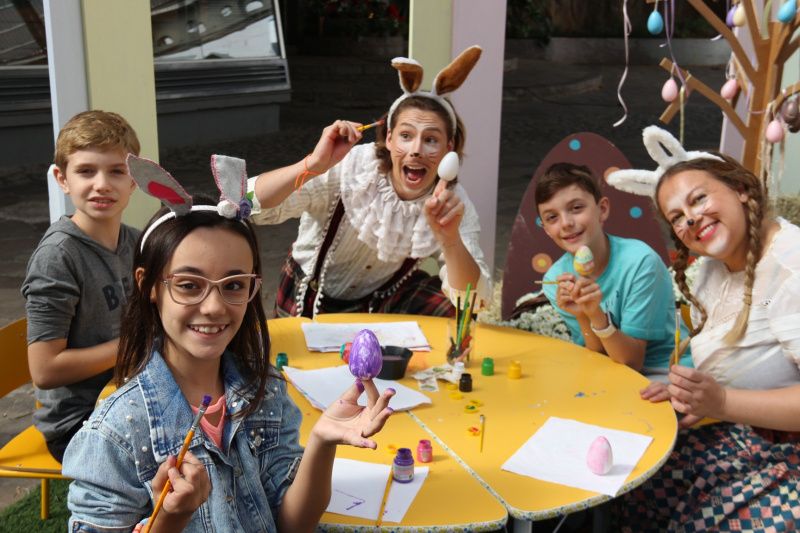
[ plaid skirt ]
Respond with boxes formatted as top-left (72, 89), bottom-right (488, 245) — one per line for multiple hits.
top-left (614, 423), bottom-right (800, 532)
top-left (274, 254), bottom-right (456, 318)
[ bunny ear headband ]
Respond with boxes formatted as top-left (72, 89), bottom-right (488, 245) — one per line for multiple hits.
top-left (386, 45), bottom-right (482, 136)
top-left (606, 125), bottom-right (724, 197)
top-left (128, 153), bottom-right (253, 251)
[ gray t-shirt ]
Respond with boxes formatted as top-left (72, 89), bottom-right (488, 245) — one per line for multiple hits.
top-left (21, 216), bottom-right (139, 442)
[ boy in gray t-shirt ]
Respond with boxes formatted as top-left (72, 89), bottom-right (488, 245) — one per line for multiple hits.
top-left (21, 110), bottom-right (141, 462)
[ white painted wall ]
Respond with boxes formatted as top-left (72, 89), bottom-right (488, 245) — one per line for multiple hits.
top-left (44, 0), bottom-right (86, 222)
top-left (451, 1), bottom-right (506, 272)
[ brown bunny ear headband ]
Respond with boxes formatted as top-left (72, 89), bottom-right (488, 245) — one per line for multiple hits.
top-left (387, 45), bottom-right (482, 137)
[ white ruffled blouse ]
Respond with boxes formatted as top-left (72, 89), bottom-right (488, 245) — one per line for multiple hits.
top-left (689, 218), bottom-right (800, 389)
top-left (248, 143), bottom-right (491, 306)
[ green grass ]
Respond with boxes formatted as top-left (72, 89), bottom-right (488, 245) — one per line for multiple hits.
top-left (0, 479), bottom-right (69, 532)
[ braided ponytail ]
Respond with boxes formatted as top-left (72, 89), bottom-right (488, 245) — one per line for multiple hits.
top-left (722, 194), bottom-right (763, 344)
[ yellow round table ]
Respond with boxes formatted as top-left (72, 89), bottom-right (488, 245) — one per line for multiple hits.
top-left (269, 314), bottom-right (677, 527)
top-left (270, 316), bottom-right (508, 532)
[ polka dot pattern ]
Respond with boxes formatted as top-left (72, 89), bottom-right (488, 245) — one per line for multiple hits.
top-left (532, 253), bottom-right (552, 273)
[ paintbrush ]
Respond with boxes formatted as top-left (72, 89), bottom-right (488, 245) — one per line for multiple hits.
top-left (356, 119), bottom-right (384, 132)
top-left (145, 394), bottom-right (212, 532)
top-left (375, 469), bottom-right (393, 527)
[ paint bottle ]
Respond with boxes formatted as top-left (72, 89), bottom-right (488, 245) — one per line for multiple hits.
top-left (481, 357), bottom-right (494, 376)
top-left (459, 372), bottom-right (473, 392)
top-left (453, 361), bottom-right (465, 382)
top-left (275, 352), bottom-right (288, 371)
top-left (416, 439), bottom-right (433, 463)
top-left (508, 360), bottom-right (522, 379)
top-left (392, 447), bottom-right (415, 483)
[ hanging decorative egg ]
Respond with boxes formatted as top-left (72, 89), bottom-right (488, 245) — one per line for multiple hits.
top-left (647, 11), bottom-right (664, 35)
top-left (733, 4), bottom-right (747, 26)
top-left (720, 79), bottom-right (739, 100)
top-left (661, 78), bottom-right (679, 103)
top-left (726, 6), bottom-right (737, 27)
top-left (348, 329), bottom-right (383, 380)
top-left (766, 119), bottom-right (785, 143)
top-left (781, 98), bottom-right (799, 124)
top-left (777, 0), bottom-right (797, 23)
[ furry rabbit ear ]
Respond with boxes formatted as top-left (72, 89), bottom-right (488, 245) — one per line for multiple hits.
top-left (643, 125), bottom-right (689, 169)
top-left (127, 154), bottom-right (192, 215)
top-left (432, 45), bottom-right (482, 96)
top-left (210, 154), bottom-right (247, 203)
top-left (606, 168), bottom-right (659, 197)
top-left (391, 57), bottom-right (424, 94)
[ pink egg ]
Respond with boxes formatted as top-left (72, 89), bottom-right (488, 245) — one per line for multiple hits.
top-left (661, 78), bottom-right (679, 103)
top-left (587, 436), bottom-right (613, 475)
top-left (766, 119), bottom-right (785, 143)
top-left (720, 79), bottom-right (739, 100)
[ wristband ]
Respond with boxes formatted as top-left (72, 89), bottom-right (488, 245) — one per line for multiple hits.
top-left (295, 155), bottom-right (322, 189)
top-left (590, 311), bottom-right (617, 339)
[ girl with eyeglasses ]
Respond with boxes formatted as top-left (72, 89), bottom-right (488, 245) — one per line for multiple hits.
top-left (62, 200), bottom-right (394, 533)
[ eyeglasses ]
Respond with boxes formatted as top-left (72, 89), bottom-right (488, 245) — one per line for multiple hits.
top-left (161, 273), bottom-right (261, 306)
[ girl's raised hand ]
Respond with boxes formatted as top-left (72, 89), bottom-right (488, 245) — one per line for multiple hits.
top-left (315, 379), bottom-right (395, 449)
top-left (149, 451), bottom-right (210, 522)
top-left (308, 120), bottom-right (363, 176)
top-left (668, 365), bottom-right (726, 427)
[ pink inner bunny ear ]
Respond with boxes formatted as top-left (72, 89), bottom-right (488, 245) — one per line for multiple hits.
top-left (126, 154), bottom-right (192, 215)
top-left (210, 154), bottom-right (247, 203)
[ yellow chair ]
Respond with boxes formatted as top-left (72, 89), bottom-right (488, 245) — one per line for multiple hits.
top-left (0, 318), bottom-right (66, 520)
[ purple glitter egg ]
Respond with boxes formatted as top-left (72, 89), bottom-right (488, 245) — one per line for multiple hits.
top-left (348, 329), bottom-right (383, 380)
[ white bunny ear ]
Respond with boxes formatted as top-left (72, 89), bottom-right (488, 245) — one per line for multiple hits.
top-left (127, 154), bottom-right (193, 215)
top-left (642, 126), bottom-right (690, 169)
top-left (606, 168), bottom-right (659, 197)
top-left (210, 154), bottom-right (247, 203)
top-left (391, 57), bottom-right (423, 94)
top-left (607, 125), bottom-right (727, 198)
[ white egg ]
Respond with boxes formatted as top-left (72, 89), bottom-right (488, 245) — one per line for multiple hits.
top-left (437, 151), bottom-right (460, 182)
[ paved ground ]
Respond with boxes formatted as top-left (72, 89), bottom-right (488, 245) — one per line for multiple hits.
top-left (0, 49), bottom-right (724, 510)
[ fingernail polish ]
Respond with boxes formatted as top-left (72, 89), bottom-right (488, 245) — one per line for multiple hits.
top-left (355, 380), bottom-right (365, 393)
top-left (387, 407), bottom-right (395, 413)
top-left (386, 387), bottom-right (396, 394)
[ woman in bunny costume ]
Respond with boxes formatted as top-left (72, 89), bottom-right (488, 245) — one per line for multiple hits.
top-left (248, 46), bottom-right (491, 318)
top-left (608, 127), bottom-right (800, 532)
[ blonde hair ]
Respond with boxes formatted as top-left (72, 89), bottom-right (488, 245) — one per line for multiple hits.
top-left (656, 153), bottom-right (768, 346)
top-left (54, 110), bottom-right (141, 171)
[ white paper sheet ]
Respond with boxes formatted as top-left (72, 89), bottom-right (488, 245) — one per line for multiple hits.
top-left (326, 458), bottom-right (429, 523)
top-left (501, 417), bottom-right (654, 496)
top-left (284, 365), bottom-right (431, 411)
top-left (301, 321), bottom-right (430, 352)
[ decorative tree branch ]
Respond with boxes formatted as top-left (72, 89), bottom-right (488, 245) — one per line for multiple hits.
top-left (658, 58), bottom-right (748, 134)
top-left (778, 34), bottom-right (798, 64)
top-left (686, 0), bottom-right (757, 81)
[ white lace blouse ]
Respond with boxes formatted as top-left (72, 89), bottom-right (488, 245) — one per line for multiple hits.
top-left (689, 218), bottom-right (800, 389)
top-left (248, 143), bottom-right (491, 307)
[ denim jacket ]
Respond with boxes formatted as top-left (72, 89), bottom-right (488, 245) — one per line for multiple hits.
top-left (63, 350), bottom-right (304, 532)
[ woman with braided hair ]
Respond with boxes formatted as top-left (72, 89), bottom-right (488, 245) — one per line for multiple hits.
top-left (607, 126), bottom-right (800, 531)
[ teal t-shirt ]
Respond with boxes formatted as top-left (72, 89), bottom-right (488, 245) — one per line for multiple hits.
top-left (542, 234), bottom-right (692, 371)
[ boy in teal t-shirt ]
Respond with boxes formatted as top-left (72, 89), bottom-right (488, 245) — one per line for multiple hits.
top-left (535, 163), bottom-right (691, 379)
